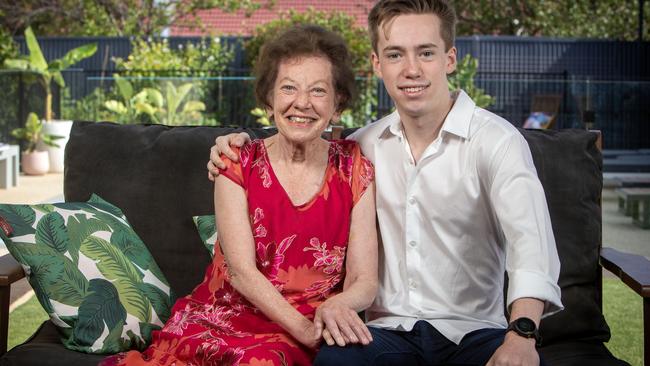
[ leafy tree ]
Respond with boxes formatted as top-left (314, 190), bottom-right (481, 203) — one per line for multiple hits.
top-left (0, 25), bottom-right (18, 66)
top-left (454, 0), bottom-right (649, 41)
top-left (0, 0), bottom-right (271, 36)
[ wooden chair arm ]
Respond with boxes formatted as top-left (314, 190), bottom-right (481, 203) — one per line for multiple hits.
top-left (600, 247), bottom-right (650, 366)
top-left (0, 254), bottom-right (25, 288)
top-left (600, 247), bottom-right (650, 297)
top-left (0, 254), bottom-right (26, 356)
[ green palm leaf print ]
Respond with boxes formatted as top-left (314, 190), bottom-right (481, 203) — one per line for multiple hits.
top-left (80, 236), bottom-right (152, 323)
top-left (66, 213), bottom-right (111, 265)
top-left (73, 279), bottom-right (127, 353)
top-left (0, 205), bottom-right (36, 237)
top-left (17, 244), bottom-right (88, 307)
top-left (36, 212), bottom-right (69, 254)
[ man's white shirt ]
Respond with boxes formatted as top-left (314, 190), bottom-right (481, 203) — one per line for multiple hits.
top-left (348, 90), bottom-right (563, 344)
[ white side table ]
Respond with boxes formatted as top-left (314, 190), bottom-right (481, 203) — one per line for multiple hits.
top-left (0, 145), bottom-right (19, 189)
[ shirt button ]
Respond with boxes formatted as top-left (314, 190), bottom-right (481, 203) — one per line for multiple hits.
top-left (408, 279), bottom-right (416, 290)
top-left (408, 197), bottom-right (416, 205)
top-left (409, 240), bottom-right (417, 247)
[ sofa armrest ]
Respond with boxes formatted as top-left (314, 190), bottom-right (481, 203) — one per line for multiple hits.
top-left (600, 247), bottom-right (650, 366)
top-left (600, 247), bottom-right (650, 297)
top-left (0, 254), bottom-right (26, 356)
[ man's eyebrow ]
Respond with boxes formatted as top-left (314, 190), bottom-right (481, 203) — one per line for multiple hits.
top-left (381, 43), bottom-right (439, 53)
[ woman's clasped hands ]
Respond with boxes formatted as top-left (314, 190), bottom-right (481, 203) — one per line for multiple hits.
top-left (312, 298), bottom-right (373, 347)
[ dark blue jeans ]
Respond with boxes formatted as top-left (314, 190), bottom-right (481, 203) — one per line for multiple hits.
top-left (314, 321), bottom-right (545, 366)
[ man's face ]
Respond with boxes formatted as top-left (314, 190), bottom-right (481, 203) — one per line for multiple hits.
top-left (372, 13), bottom-right (457, 120)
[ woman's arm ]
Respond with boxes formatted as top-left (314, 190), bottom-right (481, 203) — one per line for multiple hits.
top-left (314, 182), bottom-right (378, 346)
top-left (214, 175), bottom-right (320, 348)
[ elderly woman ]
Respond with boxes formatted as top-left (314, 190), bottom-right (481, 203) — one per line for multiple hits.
top-left (104, 25), bottom-right (378, 366)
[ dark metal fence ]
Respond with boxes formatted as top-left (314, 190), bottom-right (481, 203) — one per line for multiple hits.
top-left (3, 36), bottom-right (649, 149)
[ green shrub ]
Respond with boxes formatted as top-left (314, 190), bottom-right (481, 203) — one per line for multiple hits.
top-left (113, 37), bottom-right (234, 78)
top-left (448, 55), bottom-right (495, 108)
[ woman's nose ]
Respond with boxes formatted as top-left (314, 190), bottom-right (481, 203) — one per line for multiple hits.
top-left (294, 90), bottom-right (312, 109)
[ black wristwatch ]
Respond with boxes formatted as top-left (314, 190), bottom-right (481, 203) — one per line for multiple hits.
top-left (506, 317), bottom-right (542, 347)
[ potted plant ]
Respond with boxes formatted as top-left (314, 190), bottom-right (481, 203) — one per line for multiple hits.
top-left (11, 113), bottom-right (62, 175)
top-left (3, 26), bottom-right (96, 172)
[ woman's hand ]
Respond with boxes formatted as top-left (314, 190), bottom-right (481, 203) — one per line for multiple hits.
top-left (291, 319), bottom-right (322, 349)
top-left (207, 132), bottom-right (251, 181)
top-left (314, 298), bottom-right (373, 347)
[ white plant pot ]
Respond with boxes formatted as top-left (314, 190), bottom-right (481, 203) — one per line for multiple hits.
top-left (21, 150), bottom-right (50, 176)
top-left (39, 120), bottom-right (73, 173)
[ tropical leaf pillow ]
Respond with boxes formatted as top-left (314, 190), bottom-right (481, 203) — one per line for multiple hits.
top-left (193, 215), bottom-right (216, 257)
top-left (0, 194), bottom-right (174, 354)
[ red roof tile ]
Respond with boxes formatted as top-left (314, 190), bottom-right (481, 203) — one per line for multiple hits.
top-left (170, 0), bottom-right (374, 36)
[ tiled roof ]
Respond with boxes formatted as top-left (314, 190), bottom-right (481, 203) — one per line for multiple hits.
top-left (170, 0), bottom-right (374, 36)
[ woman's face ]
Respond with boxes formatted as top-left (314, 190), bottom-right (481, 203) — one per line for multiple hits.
top-left (267, 55), bottom-right (340, 145)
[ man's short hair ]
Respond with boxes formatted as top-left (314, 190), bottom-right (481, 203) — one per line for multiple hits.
top-left (368, 0), bottom-right (457, 53)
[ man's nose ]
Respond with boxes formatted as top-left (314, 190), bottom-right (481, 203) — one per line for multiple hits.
top-left (404, 55), bottom-right (421, 78)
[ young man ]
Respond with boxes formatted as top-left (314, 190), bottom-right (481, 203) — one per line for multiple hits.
top-left (208, 1), bottom-right (562, 365)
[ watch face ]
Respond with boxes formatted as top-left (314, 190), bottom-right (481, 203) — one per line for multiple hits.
top-left (516, 318), bottom-right (536, 333)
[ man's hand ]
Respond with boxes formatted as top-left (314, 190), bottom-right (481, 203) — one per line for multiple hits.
top-left (486, 332), bottom-right (539, 366)
top-left (314, 298), bottom-right (373, 347)
top-left (207, 132), bottom-right (251, 181)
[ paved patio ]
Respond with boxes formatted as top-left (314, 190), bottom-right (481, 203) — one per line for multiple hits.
top-left (0, 172), bottom-right (648, 309)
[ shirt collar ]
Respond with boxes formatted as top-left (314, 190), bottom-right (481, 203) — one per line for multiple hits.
top-left (379, 90), bottom-right (476, 140)
top-left (440, 90), bottom-right (475, 140)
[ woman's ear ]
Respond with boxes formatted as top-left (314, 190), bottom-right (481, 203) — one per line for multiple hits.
top-left (331, 111), bottom-right (341, 125)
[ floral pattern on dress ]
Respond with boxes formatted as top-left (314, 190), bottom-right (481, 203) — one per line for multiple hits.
top-left (102, 139), bottom-right (374, 366)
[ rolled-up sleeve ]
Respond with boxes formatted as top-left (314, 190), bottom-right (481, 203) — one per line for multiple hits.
top-left (486, 132), bottom-right (563, 317)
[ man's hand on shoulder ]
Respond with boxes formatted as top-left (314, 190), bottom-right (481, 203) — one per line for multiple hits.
top-left (207, 132), bottom-right (251, 181)
top-left (486, 332), bottom-right (539, 366)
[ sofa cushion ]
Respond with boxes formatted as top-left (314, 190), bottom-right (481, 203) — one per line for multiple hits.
top-left (0, 195), bottom-right (173, 353)
top-left (64, 122), bottom-right (274, 297)
top-left (193, 215), bottom-right (217, 257)
top-left (539, 341), bottom-right (630, 366)
top-left (518, 129), bottom-right (610, 345)
top-left (0, 321), bottom-right (104, 366)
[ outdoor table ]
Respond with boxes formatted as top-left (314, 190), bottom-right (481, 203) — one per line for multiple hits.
top-left (0, 145), bottom-right (19, 189)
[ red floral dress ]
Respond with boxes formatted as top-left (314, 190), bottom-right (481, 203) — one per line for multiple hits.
top-left (105, 139), bottom-right (374, 366)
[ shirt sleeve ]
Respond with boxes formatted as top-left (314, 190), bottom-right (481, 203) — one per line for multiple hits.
top-left (350, 144), bottom-right (375, 206)
top-left (485, 132), bottom-right (563, 317)
top-left (218, 147), bottom-right (244, 188)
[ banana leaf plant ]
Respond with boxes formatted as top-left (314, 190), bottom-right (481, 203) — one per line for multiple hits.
top-left (3, 27), bottom-right (97, 121)
top-left (104, 76), bottom-right (206, 125)
top-left (11, 113), bottom-right (63, 153)
top-left (448, 54), bottom-right (495, 108)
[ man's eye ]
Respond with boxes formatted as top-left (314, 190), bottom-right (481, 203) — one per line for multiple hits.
top-left (421, 51), bottom-right (434, 58)
top-left (386, 53), bottom-right (401, 60)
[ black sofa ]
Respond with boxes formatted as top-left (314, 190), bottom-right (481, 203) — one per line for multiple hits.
top-left (0, 121), bottom-right (647, 365)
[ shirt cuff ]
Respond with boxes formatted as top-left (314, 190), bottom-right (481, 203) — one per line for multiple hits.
top-left (507, 269), bottom-right (564, 317)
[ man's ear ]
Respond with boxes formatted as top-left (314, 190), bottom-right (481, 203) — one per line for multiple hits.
top-left (446, 46), bottom-right (457, 75)
top-left (371, 52), bottom-right (383, 79)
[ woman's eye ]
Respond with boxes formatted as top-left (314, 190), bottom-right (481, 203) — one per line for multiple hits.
top-left (280, 85), bottom-right (296, 92)
top-left (312, 88), bottom-right (326, 96)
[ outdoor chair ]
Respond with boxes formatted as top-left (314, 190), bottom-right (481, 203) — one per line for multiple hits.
top-left (0, 122), bottom-right (647, 366)
top-left (530, 94), bottom-right (563, 129)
